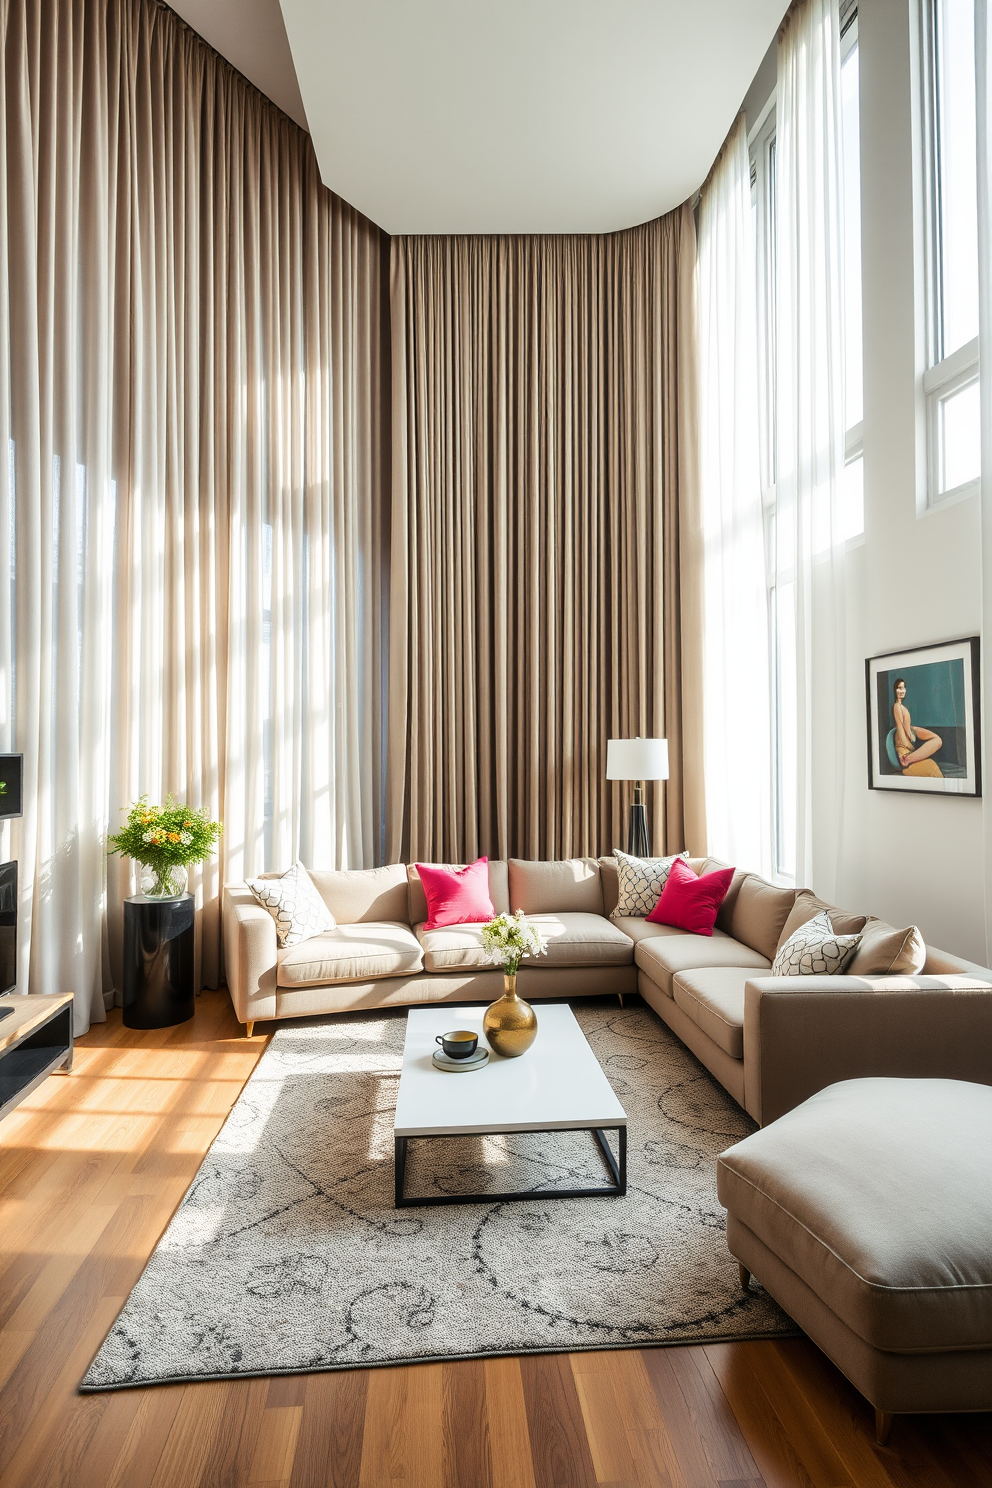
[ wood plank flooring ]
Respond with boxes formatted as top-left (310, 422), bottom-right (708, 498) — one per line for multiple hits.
top-left (1, 989), bottom-right (989, 1488)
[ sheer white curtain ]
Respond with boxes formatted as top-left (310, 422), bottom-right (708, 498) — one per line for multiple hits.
top-left (0, 0), bottom-right (385, 1033)
top-left (696, 117), bottom-right (772, 875)
top-left (775, 0), bottom-right (850, 894)
top-left (975, 0), bottom-right (992, 962)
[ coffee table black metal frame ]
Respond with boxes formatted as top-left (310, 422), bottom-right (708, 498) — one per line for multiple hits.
top-left (394, 1123), bottom-right (627, 1208)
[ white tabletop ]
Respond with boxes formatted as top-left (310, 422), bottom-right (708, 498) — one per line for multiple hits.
top-left (393, 1004), bottom-right (628, 1138)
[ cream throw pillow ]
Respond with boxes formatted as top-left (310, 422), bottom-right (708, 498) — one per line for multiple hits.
top-left (847, 920), bottom-right (926, 976)
top-left (772, 910), bottom-right (862, 977)
top-left (612, 848), bottom-right (689, 918)
top-left (247, 861), bottom-right (336, 948)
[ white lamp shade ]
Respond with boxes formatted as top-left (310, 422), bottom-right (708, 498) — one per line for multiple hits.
top-left (606, 738), bottom-right (669, 781)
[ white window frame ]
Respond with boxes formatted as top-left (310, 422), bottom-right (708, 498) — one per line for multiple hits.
top-left (920, 0), bottom-right (981, 506)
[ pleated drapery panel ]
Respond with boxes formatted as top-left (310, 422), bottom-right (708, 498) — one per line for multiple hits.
top-left (0, 0), bottom-right (386, 1030)
top-left (388, 221), bottom-right (695, 864)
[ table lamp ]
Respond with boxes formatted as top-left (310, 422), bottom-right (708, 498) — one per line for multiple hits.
top-left (606, 738), bottom-right (669, 858)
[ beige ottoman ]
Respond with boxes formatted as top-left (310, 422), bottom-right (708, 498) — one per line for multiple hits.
top-left (716, 1077), bottom-right (992, 1443)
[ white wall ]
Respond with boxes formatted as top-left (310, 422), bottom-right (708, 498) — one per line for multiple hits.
top-left (843, 0), bottom-right (987, 961)
top-left (745, 0), bottom-right (989, 962)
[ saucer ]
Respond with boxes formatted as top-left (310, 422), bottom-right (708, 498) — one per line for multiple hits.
top-left (432, 1047), bottom-right (489, 1072)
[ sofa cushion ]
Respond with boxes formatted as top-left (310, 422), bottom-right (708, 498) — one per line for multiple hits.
top-left (407, 860), bottom-right (509, 926)
top-left (612, 848), bottom-right (689, 917)
top-left (672, 967), bottom-right (750, 1059)
top-left (247, 861), bottom-right (335, 947)
top-left (415, 922), bottom-right (491, 973)
top-left (635, 929), bottom-right (770, 996)
top-left (277, 922), bottom-right (424, 987)
top-left (513, 913), bottom-right (634, 969)
top-left (726, 874), bottom-right (797, 960)
top-left (508, 857), bottom-right (604, 915)
top-left (648, 859), bottom-right (735, 935)
top-left (612, 916), bottom-right (688, 945)
top-left (847, 919), bottom-right (927, 976)
top-left (772, 911), bottom-right (863, 977)
top-left (416, 857), bottom-right (495, 929)
top-left (716, 1078), bottom-right (992, 1354)
top-left (776, 889), bottom-right (868, 954)
top-left (308, 864), bottom-right (410, 925)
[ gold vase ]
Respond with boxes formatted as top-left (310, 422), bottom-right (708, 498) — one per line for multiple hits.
top-left (483, 972), bottom-right (538, 1058)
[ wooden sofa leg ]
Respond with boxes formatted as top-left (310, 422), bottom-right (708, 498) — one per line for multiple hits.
top-left (738, 1263), bottom-right (751, 1292)
top-left (246, 1021), bottom-right (254, 1038)
top-left (617, 992), bottom-right (624, 1008)
top-left (874, 1409), bottom-right (893, 1446)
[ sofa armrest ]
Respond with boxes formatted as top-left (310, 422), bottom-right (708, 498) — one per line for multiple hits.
top-left (743, 973), bottom-right (992, 1126)
top-left (222, 884), bottom-right (278, 1026)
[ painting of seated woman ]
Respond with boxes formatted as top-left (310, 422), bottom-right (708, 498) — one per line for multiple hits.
top-left (866, 638), bottom-right (981, 797)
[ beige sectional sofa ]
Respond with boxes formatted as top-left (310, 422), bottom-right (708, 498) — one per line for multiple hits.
top-left (223, 855), bottom-right (992, 1124)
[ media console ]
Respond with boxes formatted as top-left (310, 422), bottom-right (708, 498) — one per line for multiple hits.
top-left (0, 993), bottom-right (73, 1122)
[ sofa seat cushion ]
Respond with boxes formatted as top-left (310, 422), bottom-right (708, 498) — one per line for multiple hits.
top-left (716, 1078), bottom-right (992, 1354)
top-left (612, 917), bottom-right (689, 945)
top-left (522, 913), bottom-right (635, 968)
top-left (635, 930), bottom-right (770, 996)
top-left (415, 922), bottom-right (491, 972)
top-left (277, 922), bottom-right (424, 987)
top-left (672, 967), bottom-right (750, 1059)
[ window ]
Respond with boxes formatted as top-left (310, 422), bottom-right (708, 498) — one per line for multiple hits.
top-left (922, 0), bottom-right (981, 503)
top-left (749, 4), bottom-right (864, 881)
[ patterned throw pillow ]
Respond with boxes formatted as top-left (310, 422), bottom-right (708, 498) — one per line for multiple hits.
top-left (612, 848), bottom-right (690, 918)
top-left (246, 861), bottom-right (336, 948)
top-left (772, 910), bottom-right (862, 977)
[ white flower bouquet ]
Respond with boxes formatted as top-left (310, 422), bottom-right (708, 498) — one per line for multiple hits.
top-left (480, 910), bottom-right (549, 976)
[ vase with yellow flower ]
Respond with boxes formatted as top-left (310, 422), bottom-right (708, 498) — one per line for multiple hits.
top-left (109, 795), bottom-right (222, 899)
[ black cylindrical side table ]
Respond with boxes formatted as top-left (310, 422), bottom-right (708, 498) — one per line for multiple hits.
top-left (123, 894), bottom-right (195, 1029)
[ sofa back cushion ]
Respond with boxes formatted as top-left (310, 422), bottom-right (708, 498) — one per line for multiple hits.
top-left (407, 859), bottom-right (509, 926)
top-left (776, 889), bottom-right (867, 955)
top-left (508, 858), bottom-right (603, 915)
top-left (847, 920), bottom-right (927, 976)
top-left (724, 873), bottom-right (797, 960)
top-left (308, 864), bottom-right (410, 925)
top-left (709, 858), bottom-right (750, 935)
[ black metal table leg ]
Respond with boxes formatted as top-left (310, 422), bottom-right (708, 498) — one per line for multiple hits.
top-left (393, 1124), bottom-right (627, 1208)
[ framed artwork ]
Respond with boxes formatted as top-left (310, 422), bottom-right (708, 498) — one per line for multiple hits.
top-left (866, 638), bottom-right (981, 797)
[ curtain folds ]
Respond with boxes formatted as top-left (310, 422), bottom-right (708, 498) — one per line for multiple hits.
top-left (775, 0), bottom-right (850, 895)
top-left (0, 0), bottom-right (386, 1031)
top-left (696, 118), bottom-right (773, 877)
top-left (387, 220), bottom-right (701, 864)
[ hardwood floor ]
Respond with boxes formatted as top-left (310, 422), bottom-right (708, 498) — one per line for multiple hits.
top-left (1, 990), bottom-right (989, 1488)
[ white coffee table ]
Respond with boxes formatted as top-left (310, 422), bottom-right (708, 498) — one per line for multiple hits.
top-left (393, 1003), bottom-right (628, 1207)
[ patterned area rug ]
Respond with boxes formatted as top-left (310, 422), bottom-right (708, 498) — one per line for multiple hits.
top-left (81, 1000), bottom-right (797, 1390)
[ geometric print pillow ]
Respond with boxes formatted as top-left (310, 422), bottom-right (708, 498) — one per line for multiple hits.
top-left (772, 909), bottom-right (863, 977)
top-left (612, 847), bottom-right (690, 918)
top-left (246, 861), bottom-right (336, 948)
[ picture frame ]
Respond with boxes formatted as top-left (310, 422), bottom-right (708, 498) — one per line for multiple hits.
top-left (865, 638), bottom-right (981, 797)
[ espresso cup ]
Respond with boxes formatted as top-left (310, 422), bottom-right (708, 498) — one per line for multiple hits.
top-left (436, 1030), bottom-right (479, 1060)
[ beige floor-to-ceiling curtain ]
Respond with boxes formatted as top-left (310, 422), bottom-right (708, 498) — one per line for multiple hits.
top-left (388, 215), bottom-right (702, 863)
top-left (0, 0), bottom-right (386, 1031)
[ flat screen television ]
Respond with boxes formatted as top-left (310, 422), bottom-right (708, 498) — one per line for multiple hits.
top-left (0, 860), bottom-right (15, 995)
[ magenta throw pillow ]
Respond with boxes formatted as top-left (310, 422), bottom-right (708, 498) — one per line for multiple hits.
top-left (416, 857), bottom-right (496, 930)
top-left (646, 857), bottom-right (735, 936)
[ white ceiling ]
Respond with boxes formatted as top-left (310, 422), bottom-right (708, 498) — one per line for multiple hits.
top-left (279, 0), bottom-right (786, 235)
top-left (169, 1), bottom-right (787, 237)
top-left (168, 0), bottom-right (308, 131)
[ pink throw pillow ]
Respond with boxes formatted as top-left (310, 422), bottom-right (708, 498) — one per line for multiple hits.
top-left (416, 857), bottom-right (496, 930)
top-left (646, 857), bottom-right (735, 936)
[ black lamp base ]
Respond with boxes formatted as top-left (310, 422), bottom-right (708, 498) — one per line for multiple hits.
top-left (627, 801), bottom-right (650, 858)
